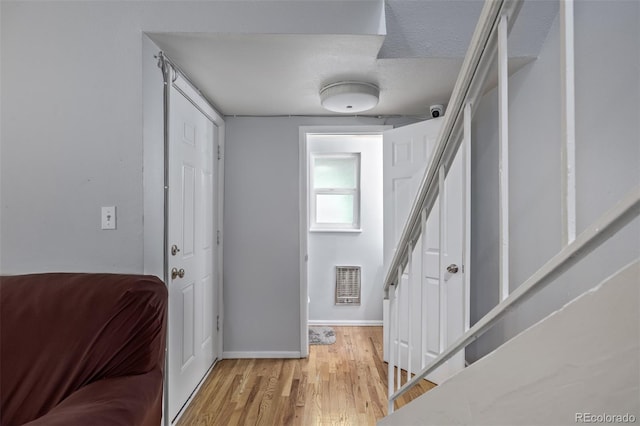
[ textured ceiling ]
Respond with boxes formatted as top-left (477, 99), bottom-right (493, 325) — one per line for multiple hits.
top-left (379, 0), bottom-right (484, 59)
top-left (380, 0), bottom-right (558, 59)
top-left (149, 0), bottom-right (558, 117)
top-left (149, 32), bottom-right (463, 117)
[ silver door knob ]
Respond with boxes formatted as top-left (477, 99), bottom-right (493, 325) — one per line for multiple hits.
top-left (171, 245), bottom-right (180, 256)
top-left (171, 268), bottom-right (185, 279)
top-left (446, 264), bottom-right (459, 274)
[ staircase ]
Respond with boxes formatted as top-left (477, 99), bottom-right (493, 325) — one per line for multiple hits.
top-left (381, 0), bottom-right (640, 422)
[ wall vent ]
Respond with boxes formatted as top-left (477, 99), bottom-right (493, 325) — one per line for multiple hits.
top-left (335, 266), bottom-right (361, 305)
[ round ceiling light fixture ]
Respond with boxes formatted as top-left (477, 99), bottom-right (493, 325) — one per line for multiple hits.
top-left (320, 81), bottom-right (379, 113)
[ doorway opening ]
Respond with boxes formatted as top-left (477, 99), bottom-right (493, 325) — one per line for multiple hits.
top-left (299, 126), bottom-right (389, 356)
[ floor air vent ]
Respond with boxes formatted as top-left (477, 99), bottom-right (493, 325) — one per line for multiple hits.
top-left (335, 266), bottom-right (361, 305)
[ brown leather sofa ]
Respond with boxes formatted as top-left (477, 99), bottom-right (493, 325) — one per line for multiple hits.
top-left (0, 273), bottom-right (167, 426)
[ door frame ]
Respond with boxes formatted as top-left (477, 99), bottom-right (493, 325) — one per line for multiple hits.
top-left (298, 125), bottom-right (390, 357)
top-left (143, 52), bottom-right (225, 425)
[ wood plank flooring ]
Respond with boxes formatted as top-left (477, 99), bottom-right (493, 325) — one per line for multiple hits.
top-left (176, 326), bottom-right (436, 426)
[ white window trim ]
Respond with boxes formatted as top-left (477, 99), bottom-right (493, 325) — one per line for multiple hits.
top-left (309, 152), bottom-right (361, 232)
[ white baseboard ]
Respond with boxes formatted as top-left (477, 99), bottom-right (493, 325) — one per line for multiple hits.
top-left (222, 351), bottom-right (302, 359)
top-left (308, 320), bottom-right (383, 326)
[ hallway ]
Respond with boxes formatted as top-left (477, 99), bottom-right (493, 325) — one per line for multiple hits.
top-left (176, 326), bottom-right (435, 425)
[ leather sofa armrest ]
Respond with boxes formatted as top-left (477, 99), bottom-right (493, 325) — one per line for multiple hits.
top-left (23, 369), bottom-right (163, 426)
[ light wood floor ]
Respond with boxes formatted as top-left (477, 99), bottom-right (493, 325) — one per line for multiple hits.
top-left (176, 326), bottom-right (435, 426)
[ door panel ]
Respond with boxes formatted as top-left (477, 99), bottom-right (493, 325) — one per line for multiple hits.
top-left (424, 197), bottom-right (441, 362)
top-left (392, 178), bottom-right (412, 241)
top-left (182, 283), bottom-right (196, 367)
top-left (202, 274), bottom-right (213, 347)
top-left (383, 119), bottom-right (441, 270)
top-left (183, 165), bottom-right (196, 257)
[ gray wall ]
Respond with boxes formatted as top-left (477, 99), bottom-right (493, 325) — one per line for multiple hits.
top-left (468, 1), bottom-right (640, 362)
top-left (2, 2), bottom-right (149, 273)
top-left (0, 0), bottom-right (415, 356)
top-left (4, 0), bottom-right (635, 360)
top-left (142, 34), bottom-right (166, 279)
top-left (223, 116), bottom-right (396, 354)
top-left (0, 0), bottom-right (384, 275)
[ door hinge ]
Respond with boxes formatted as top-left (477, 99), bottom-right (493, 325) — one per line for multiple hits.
top-left (217, 145), bottom-right (222, 160)
top-left (216, 315), bottom-right (220, 331)
top-left (217, 230), bottom-right (221, 245)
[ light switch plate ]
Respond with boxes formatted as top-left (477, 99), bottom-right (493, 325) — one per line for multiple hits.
top-left (101, 206), bottom-right (116, 230)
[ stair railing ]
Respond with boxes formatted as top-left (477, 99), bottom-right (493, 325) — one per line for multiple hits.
top-left (384, 0), bottom-right (640, 414)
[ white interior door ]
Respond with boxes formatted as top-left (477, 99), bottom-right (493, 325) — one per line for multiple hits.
top-left (383, 118), bottom-right (442, 363)
top-left (382, 118), bottom-right (467, 384)
top-left (168, 86), bottom-right (218, 422)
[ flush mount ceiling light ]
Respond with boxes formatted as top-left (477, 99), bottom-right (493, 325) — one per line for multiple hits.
top-left (320, 81), bottom-right (379, 113)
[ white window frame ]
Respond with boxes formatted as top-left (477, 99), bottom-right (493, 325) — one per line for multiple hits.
top-left (309, 152), bottom-right (361, 231)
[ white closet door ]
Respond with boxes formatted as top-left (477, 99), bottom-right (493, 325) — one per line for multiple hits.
top-left (167, 86), bottom-right (218, 422)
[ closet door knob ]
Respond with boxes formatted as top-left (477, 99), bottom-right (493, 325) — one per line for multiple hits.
top-left (446, 264), bottom-right (459, 274)
top-left (171, 268), bottom-right (185, 279)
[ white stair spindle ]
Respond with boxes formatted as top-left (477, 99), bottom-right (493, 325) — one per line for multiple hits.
top-left (396, 266), bottom-right (402, 390)
top-left (420, 209), bottom-right (427, 369)
top-left (498, 13), bottom-right (510, 302)
top-left (561, 0), bottom-right (577, 246)
top-left (407, 241), bottom-right (414, 381)
top-left (388, 283), bottom-right (396, 414)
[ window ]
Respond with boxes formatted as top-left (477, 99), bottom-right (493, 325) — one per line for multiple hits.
top-left (310, 153), bottom-right (361, 231)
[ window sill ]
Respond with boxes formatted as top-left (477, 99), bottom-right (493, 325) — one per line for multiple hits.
top-left (309, 228), bottom-right (363, 234)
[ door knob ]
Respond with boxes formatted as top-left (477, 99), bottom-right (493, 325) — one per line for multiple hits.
top-left (171, 245), bottom-right (180, 256)
top-left (171, 268), bottom-right (185, 279)
top-left (446, 264), bottom-right (459, 274)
